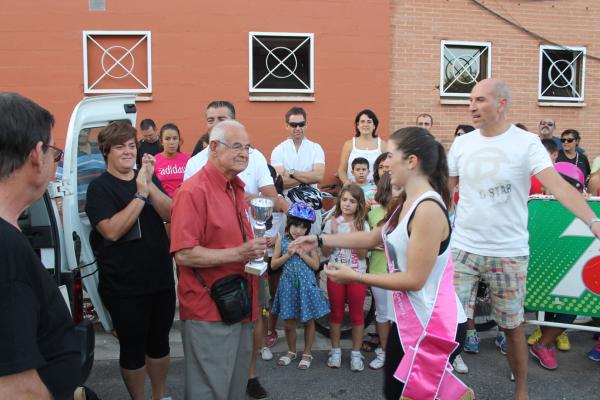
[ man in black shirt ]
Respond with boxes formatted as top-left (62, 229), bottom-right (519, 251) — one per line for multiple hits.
top-left (136, 118), bottom-right (162, 167)
top-left (0, 93), bottom-right (81, 399)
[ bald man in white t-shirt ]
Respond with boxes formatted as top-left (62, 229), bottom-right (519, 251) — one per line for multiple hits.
top-left (448, 78), bottom-right (600, 400)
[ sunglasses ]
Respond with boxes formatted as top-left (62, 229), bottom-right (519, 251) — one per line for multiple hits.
top-left (539, 121), bottom-right (555, 127)
top-left (560, 138), bottom-right (576, 143)
top-left (44, 143), bottom-right (64, 162)
top-left (288, 121), bottom-right (306, 128)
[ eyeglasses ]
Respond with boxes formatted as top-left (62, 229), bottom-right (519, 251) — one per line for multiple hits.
top-left (539, 121), bottom-right (555, 127)
top-left (43, 143), bottom-right (64, 162)
top-left (560, 138), bottom-right (576, 143)
top-left (288, 121), bottom-right (306, 128)
top-left (217, 140), bottom-right (254, 154)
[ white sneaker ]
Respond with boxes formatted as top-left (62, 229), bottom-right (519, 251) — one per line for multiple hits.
top-left (260, 346), bottom-right (273, 361)
top-left (327, 348), bottom-right (342, 368)
top-left (350, 351), bottom-right (364, 372)
top-left (452, 355), bottom-right (469, 374)
top-left (369, 347), bottom-right (385, 370)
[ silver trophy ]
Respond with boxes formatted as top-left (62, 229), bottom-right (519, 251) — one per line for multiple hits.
top-left (245, 197), bottom-right (274, 276)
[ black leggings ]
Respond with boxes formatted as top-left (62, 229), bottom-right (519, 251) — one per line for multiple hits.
top-left (102, 288), bottom-right (176, 369)
top-left (384, 322), bottom-right (467, 400)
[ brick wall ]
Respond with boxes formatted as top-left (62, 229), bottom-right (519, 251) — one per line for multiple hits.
top-left (391, 0), bottom-right (600, 162)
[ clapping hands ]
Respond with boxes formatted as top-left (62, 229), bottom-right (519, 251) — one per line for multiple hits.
top-left (136, 154), bottom-right (155, 196)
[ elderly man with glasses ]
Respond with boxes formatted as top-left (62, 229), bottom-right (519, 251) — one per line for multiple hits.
top-left (0, 93), bottom-right (80, 400)
top-left (171, 120), bottom-right (269, 400)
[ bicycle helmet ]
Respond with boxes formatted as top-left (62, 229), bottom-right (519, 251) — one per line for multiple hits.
top-left (287, 201), bottom-right (316, 223)
top-left (286, 184), bottom-right (323, 210)
top-left (554, 162), bottom-right (585, 191)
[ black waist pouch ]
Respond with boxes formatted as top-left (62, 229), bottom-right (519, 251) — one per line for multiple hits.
top-left (196, 272), bottom-right (252, 324)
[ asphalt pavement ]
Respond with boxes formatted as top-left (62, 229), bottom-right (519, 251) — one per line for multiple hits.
top-left (85, 321), bottom-right (600, 400)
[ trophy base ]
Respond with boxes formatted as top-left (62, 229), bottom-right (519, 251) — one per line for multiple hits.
top-left (245, 261), bottom-right (267, 276)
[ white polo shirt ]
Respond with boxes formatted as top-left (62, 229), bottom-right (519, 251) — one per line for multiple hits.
top-left (183, 147), bottom-right (273, 195)
top-left (270, 138), bottom-right (325, 190)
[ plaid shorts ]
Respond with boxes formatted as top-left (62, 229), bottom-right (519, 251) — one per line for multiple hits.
top-left (453, 249), bottom-right (528, 329)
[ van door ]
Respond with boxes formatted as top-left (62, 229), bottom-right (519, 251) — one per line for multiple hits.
top-left (56, 95), bottom-right (137, 332)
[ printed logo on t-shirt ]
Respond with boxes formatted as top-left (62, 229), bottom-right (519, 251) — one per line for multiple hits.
top-left (158, 165), bottom-right (186, 175)
top-left (463, 147), bottom-right (512, 204)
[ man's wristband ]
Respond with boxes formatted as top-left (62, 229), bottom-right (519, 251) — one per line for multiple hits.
top-left (134, 192), bottom-right (149, 204)
top-left (588, 217), bottom-right (600, 229)
top-left (316, 234), bottom-right (323, 249)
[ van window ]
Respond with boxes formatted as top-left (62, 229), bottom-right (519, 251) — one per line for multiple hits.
top-left (76, 127), bottom-right (106, 213)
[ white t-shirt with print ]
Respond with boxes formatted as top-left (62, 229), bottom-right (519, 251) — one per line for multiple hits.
top-left (323, 216), bottom-right (370, 273)
top-left (183, 147), bottom-right (273, 195)
top-left (447, 125), bottom-right (553, 257)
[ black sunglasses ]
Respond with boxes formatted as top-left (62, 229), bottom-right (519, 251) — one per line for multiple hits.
top-left (539, 121), bottom-right (555, 127)
top-left (560, 138), bottom-right (576, 143)
top-left (44, 143), bottom-right (64, 162)
top-left (288, 121), bottom-right (306, 128)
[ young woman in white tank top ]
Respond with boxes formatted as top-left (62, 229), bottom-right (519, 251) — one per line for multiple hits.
top-left (290, 127), bottom-right (473, 400)
top-left (337, 109), bottom-right (387, 184)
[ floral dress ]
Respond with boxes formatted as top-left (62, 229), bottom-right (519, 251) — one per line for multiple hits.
top-left (271, 236), bottom-right (330, 322)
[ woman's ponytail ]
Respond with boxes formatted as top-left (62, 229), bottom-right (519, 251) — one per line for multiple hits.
top-left (428, 141), bottom-right (451, 208)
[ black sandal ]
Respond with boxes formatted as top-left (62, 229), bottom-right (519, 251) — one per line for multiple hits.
top-left (361, 333), bottom-right (380, 352)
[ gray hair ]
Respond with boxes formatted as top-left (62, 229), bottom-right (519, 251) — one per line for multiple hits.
top-left (209, 120), bottom-right (246, 142)
top-left (493, 79), bottom-right (512, 105)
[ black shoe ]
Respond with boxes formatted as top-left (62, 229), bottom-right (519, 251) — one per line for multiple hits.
top-left (247, 377), bottom-right (269, 399)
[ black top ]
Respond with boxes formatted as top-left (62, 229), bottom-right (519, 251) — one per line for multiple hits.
top-left (191, 137), bottom-right (204, 157)
top-left (85, 171), bottom-right (175, 297)
top-left (557, 150), bottom-right (591, 182)
top-left (136, 140), bottom-right (162, 167)
top-left (0, 218), bottom-right (81, 399)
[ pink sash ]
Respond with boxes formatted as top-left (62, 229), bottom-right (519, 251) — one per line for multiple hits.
top-left (383, 209), bottom-right (471, 400)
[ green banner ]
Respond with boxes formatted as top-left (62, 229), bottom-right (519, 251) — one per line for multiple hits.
top-left (526, 197), bottom-right (600, 317)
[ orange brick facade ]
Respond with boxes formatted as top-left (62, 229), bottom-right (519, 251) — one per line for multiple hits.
top-left (391, 0), bottom-right (600, 160)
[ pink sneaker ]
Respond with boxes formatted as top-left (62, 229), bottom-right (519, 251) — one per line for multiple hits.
top-left (265, 330), bottom-right (278, 348)
top-left (529, 343), bottom-right (558, 370)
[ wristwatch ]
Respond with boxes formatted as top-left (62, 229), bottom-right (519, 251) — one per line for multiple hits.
top-left (287, 169), bottom-right (296, 178)
top-left (588, 217), bottom-right (600, 229)
top-left (134, 192), bottom-right (149, 204)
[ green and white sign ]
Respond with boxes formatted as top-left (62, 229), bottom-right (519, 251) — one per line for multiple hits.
top-left (526, 198), bottom-right (600, 317)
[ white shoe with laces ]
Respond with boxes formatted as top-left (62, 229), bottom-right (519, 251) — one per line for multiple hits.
top-left (350, 351), bottom-right (365, 372)
top-left (327, 348), bottom-right (342, 368)
top-left (452, 355), bottom-right (469, 374)
top-left (260, 346), bottom-right (273, 361)
top-left (369, 347), bottom-right (386, 370)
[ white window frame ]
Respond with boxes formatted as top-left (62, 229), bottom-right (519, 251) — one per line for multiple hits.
top-left (248, 32), bottom-right (314, 94)
top-left (538, 45), bottom-right (586, 102)
top-left (82, 30), bottom-right (152, 94)
top-left (440, 40), bottom-right (491, 98)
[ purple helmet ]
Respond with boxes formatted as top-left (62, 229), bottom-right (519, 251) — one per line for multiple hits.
top-left (287, 201), bottom-right (316, 223)
top-left (554, 162), bottom-right (585, 191)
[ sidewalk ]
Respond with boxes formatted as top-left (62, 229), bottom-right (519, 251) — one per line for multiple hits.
top-left (94, 314), bottom-right (356, 361)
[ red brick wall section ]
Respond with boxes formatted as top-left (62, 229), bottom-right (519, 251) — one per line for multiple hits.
top-left (0, 0), bottom-right (390, 185)
top-left (391, 0), bottom-right (600, 161)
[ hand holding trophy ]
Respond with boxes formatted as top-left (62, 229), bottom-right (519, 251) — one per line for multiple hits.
top-left (245, 197), bottom-right (274, 275)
